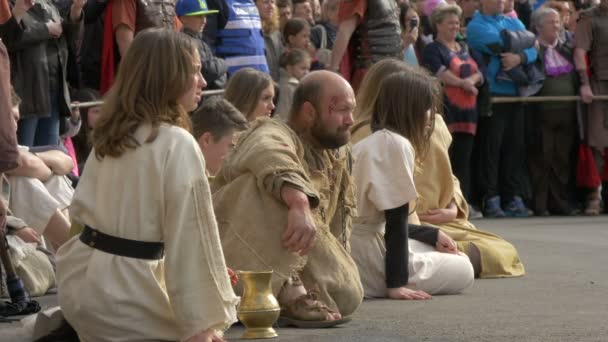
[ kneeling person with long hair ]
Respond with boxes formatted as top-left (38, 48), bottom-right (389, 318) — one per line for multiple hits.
top-left (351, 69), bottom-right (474, 300)
top-left (56, 29), bottom-right (238, 342)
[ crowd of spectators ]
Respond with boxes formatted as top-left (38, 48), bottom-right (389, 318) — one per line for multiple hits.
top-left (0, 0), bottom-right (607, 302)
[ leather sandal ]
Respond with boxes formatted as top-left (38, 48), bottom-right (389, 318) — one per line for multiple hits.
top-left (277, 292), bottom-right (352, 328)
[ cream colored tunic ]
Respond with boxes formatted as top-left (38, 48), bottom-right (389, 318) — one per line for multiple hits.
top-left (56, 124), bottom-right (238, 342)
top-left (351, 130), bottom-right (473, 298)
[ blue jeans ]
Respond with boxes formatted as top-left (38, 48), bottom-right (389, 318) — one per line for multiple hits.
top-left (17, 91), bottom-right (61, 147)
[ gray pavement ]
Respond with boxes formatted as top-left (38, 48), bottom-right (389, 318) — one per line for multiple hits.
top-left (2, 216), bottom-right (608, 342)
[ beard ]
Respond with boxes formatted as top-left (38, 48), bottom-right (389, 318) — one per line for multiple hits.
top-left (311, 118), bottom-right (351, 149)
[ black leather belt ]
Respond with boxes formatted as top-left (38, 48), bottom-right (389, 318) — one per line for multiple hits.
top-left (80, 225), bottom-right (164, 260)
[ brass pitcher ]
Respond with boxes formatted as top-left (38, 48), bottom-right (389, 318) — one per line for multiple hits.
top-left (237, 270), bottom-right (280, 339)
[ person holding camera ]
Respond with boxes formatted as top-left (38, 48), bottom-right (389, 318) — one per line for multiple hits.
top-left (399, 2), bottom-right (420, 66)
top-left (422, 4), bottom-right (486, 218)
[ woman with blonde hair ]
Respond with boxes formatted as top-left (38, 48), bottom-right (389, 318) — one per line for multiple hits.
top-left (351, 69), bottom-right (474, 300)
top-left (351, 59), bottom-right (415, 144)
top-left (256, 0), bottom-right (285, 81)
top-left (224, 67), bottom-right (276, 121)
top-left (56, 29), bottom-right (239, 342)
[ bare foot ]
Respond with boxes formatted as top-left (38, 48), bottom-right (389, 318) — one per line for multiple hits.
top-left (387, 287), bottom-right (432, 300)
top-left (185, 328), bottom-right (225, 342)
top-left (278, 281), bottom-right (341, 321)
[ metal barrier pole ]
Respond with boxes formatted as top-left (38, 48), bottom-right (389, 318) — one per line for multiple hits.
top-left (491, 95), bottom-right (608, 103)
top-left (69, 93), bottom-right (608, 108)
top-left (69, 89), bottom-right (226, 109)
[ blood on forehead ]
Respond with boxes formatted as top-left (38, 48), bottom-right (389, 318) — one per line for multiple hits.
top-left (326, 93), bottom-right (355, 113)
top-left (328, 96), bottom-right (340, 113)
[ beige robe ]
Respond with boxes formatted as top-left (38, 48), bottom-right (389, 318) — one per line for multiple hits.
top-left (351, 117), bottom-right (525, 278)
top-left (212, 118), bottom-right (363, 316)
top-left (411, 116), bottom-right (525, 278)
top-left (56, 124), bottom-right (238, 342)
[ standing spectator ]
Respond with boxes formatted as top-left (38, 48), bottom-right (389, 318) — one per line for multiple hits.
top-left (422, 4), bottom-right (485, 218)
top-left (528, 7), bottom-right (579, 216)
top-left (0, 0), bottom-right (28, 174)
top-left (112, 0), bottom-right (178, 57)
top-left (292, 0), bottom-right (314, 25)
top-left (256, 0), bottom-right (285, 81)
top-left (399, 2), bottom-right (421, 65)
top-left (79, 0), bottom-right (110, 91)
top-left (543, 1), bottom-right (574, 41)
top-left (277, 0), bottom-right (293, 30)
top-left (275, 48), bottom-right (311, 120)
top-left (467, 0), bottom-right (538, 217)
top-left (212, 0), bottom-right (270, 75)
top-left (457, 0), bottom-right (480, 26)
top-left (224, 68), bottom-right (276, 121)
top-left (574, 0), bottom-right (608, 214)
top-left (177, 0), bottom-right (229, 90)
top-left (283, 17), bottom-right (324, 69)
top-left (330, 0), bottom-right (403, 91)
top-left (311, 0), bottom-right (340, 51)
top-left (311, 0), bottom-right (322, 22)
top-left (5, 0), bottom-right (85, 147)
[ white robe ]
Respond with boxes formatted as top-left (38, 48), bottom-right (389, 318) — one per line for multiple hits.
top-left (56, 124), bottom-right (238, 342)
top-left (351, 129), bottom-right (474, 298)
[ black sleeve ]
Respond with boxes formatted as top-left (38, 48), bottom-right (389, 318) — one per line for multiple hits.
top-left (384, 203), bottom-right (410, 289)
top-left (408, 224), bottom-right (439, 246)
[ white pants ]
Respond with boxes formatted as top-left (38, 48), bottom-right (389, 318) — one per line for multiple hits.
top-left (407, 239), bottom-right (475, 295)
top-left (351, 223), bottom-right (474, 298)
top-left (8, 175), bottom-right (74, 234)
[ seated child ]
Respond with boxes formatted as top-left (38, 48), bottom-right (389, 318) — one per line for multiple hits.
top-left (191, 98), bottom-right (249, 176)
top-left (274, 48), bottom-right (311, 121)
top-left (351, 69), bottom-right (474, 300)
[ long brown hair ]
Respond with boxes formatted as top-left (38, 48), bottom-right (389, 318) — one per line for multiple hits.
top-left (92, 29), bottom-right (197, 159)
top-left (354, 58), bottom-right (414, 125)
top-left (370, 69), bottom-right (441, 158)
top-left (223, 68), bottom-right (274, 121)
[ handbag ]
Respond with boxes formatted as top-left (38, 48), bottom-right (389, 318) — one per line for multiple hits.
top-left (576, 144), bottom-right (601, 188)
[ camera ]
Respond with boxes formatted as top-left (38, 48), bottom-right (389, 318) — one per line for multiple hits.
top-left (410, 18), bottom-right (419, 30)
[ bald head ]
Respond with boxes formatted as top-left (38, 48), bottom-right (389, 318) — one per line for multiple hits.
top-left (289, 70), bottom-right (354, 120)
top-left (289, 70), bottom-right (356, 149)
